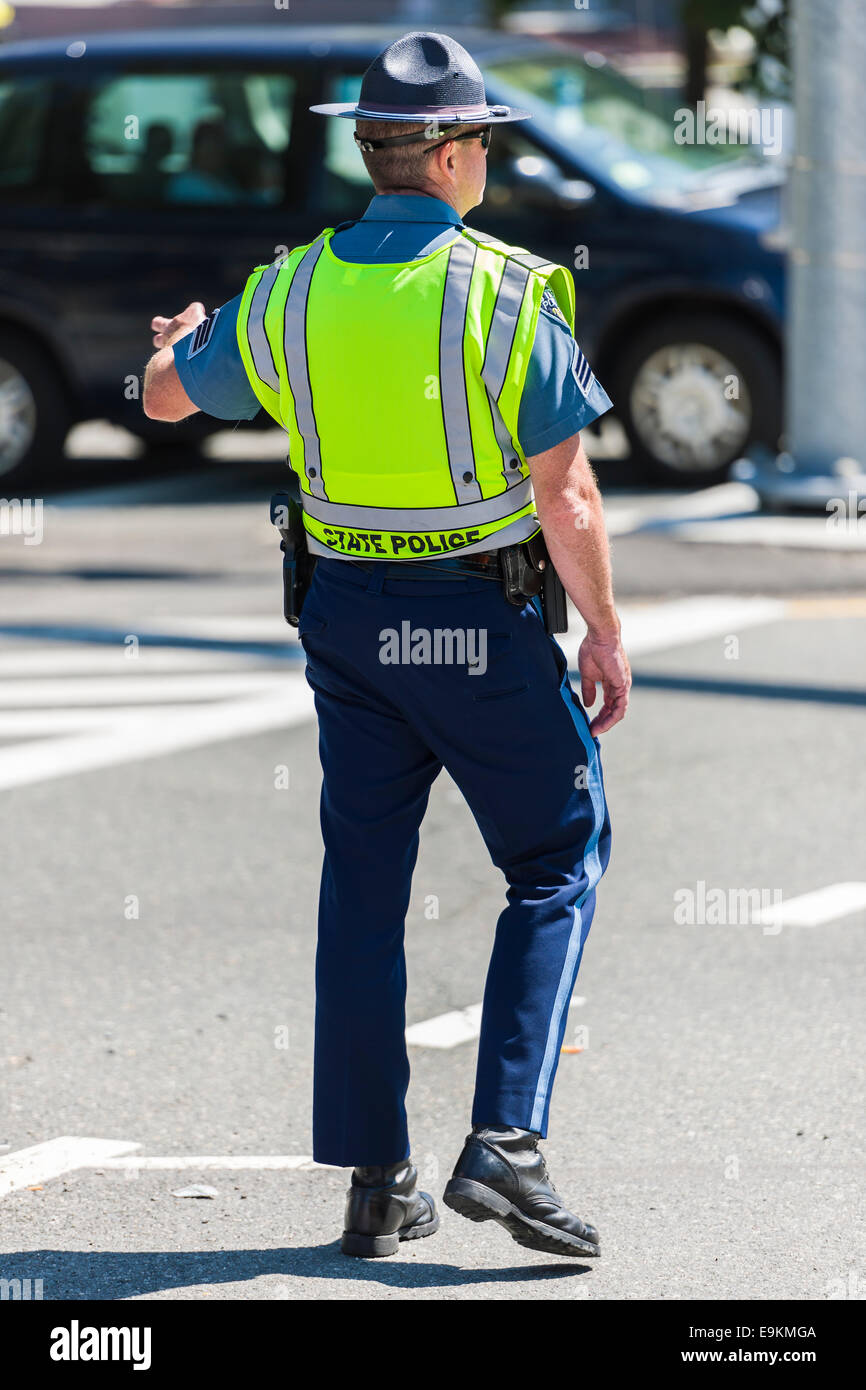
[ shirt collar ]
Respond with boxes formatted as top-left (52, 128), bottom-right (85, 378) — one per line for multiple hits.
top-left (360, 193), bottom-right (464, 227)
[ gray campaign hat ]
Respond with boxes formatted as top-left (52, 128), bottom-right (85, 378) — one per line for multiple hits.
top-left (310, 31), bottom-right (531, 123)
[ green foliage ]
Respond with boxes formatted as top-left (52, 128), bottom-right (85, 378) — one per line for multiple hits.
top-left (683, 0), bottom-right (742, 26)
top-left (488, 0), bottom-right (790, 100)
top-left (740, 0), bottom-right (790, 99)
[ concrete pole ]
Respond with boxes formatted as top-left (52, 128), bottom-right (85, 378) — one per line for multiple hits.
top-left (757, 0), bottom-right (866, 503)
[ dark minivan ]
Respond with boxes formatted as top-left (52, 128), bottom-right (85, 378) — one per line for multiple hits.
top-left (0, 24), bottom-right (786, 485)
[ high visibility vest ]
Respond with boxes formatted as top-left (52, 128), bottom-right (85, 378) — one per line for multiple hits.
top-left (236, 224), bottom-right (576, 561)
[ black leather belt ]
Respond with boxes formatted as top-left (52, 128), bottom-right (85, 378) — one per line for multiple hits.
top-left (344, 551), bottom-right (502, 579)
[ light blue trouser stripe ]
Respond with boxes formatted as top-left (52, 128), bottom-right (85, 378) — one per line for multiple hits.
top-left (529, 636), bottom-right (606, 1133)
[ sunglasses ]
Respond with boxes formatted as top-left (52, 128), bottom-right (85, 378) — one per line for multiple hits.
top-left (355, 125), bottom-right (492, 154)
top-left (423, 126), bottom-right (493, 155)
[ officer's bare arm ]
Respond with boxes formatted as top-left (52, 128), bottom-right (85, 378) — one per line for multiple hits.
top-left (529, 431), bottom-right (631, 733)
top-left (142, 302), bottom-right (206, 421)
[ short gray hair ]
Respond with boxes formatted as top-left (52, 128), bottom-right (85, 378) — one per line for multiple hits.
top-left (355, 119), bottom-right (476, 191)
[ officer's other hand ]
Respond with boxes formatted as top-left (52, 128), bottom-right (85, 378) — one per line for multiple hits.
top-left (578, 632), bottom-right (631, 735)
top-left (151, 302), bottom-right (207, 350)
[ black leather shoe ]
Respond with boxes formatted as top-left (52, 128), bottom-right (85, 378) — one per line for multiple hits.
top-left (443, 1126), bottom-right (600, 1258)
top-left (341, 1159), bottom-right (439, 1257)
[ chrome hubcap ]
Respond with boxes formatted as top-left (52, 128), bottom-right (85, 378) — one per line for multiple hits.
top-left (0, 357), bottom-right (37, 474)
top-left (630, 343), bottom-right (751, 471)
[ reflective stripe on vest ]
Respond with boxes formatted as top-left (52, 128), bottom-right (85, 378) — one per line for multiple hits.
top-left (283, 238), bottom-right (327, 501)
top-left (236, 225), bottom-right (576, 560)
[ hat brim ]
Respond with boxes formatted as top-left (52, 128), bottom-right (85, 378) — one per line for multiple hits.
top-left (309, 102), bottom-right (531, 123)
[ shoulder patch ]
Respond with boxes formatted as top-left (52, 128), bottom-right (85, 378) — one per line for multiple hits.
top-left (541, 286), bottom-right (566, 322)
top-left (187, 307), bottom-right (220, 360)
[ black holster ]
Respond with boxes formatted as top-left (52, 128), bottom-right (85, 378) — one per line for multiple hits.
top-left (270, 490), bottom-right (316, 626)
top-left (500, 531), bottom-right (568, 634)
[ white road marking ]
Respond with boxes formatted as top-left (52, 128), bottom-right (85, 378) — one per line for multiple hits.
top-left (671, 517), bottom-right (866, 550)
top-left (0, 647), bottom-right (273, 676)
top-left (0, 680), bottom-right (315, 790)
top-left (604, 482), bottom-right (866, 551)
top-left (559, 594), bottom-right (786, 667)
top-left (406, 996), bottom-right (585, 1049)
top-left (155, 615), bottom-right (295, 642)
top-left (604, 482), bottom-right (759, 537)
top-left (0, 1139), bottom-right (340, 1196)
top-left (125, 597), bottom-right (790, 653)
top-left (0, 1137), bottom-right (140, 1196)
top-left (0, 590), bottom-right (792, 789)
top-left (406, 1003), bottom-right (482, 1048)
top-left (0, 671), bottom-right (291, 707)
top-left (754, 882), bottom-right (866, 928)
top-left (98, 1155), bottom-right (337, 1172)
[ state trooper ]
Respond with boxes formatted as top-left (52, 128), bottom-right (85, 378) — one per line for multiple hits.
top-left (143, 31), bottom-right (631, 1260)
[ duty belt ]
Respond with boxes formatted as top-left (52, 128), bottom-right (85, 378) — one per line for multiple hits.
top-left (271, 492), bottom-right (568, 634)
top-left (344, 551), bottom-right (502, 579)
top-left (343, 535), bottom-right (568, 634)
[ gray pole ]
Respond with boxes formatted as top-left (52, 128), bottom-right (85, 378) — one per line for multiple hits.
top-left (755, 0), bottom-right (866, 505)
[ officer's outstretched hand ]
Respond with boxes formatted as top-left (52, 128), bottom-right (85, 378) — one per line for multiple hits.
top-left (151, 302), bottom-right (207, 350)
top-left (578, 633), bottom-right (631, 735)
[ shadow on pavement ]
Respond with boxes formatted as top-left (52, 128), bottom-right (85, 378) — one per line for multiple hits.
top-left (2, 1246), bottom-right (592, 1298)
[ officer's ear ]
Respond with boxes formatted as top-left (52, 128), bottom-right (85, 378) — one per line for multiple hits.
top-left (434, 140), bottom-right (459, 179)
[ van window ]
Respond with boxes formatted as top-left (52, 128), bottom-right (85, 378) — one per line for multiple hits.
top-left (319, 73), bottom-right (369, 217)
top-left (0, 76), bottom-right (52, 194)
top-left (81, 71), bottom-right (294, 206)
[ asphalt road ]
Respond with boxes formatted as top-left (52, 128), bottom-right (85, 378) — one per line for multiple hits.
top-left (1, 428), bottom-right (864, 1301)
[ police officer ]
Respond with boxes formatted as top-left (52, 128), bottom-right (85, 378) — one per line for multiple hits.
top-left (143, 31), bottom-right (631, 1260)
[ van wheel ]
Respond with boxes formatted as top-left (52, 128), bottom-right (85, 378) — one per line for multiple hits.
top-left (0, 331), bottom-right (71, 489)
top-left (611, 313), bottom-right (781, 486)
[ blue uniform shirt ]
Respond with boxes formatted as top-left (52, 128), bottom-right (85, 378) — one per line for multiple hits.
top-left (174, 193), bottom-right (612, 455)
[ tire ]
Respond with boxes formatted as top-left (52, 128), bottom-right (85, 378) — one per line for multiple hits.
top-left (610, 311), bottom-right (781, 486)
top-left (0, 329), bottom-right (71, 490)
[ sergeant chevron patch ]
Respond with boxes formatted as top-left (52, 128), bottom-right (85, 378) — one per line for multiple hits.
top-left (187, 307), bottom-right (220, 359)
top-left (574, 344), bottom-right (595, 392)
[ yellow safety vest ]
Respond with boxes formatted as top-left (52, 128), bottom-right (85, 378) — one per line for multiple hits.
top-left (236, 225), bottom-right (575, 560)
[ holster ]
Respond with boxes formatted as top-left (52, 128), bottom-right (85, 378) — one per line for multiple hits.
top-left (269, 489), bottom-right (316, 627)
top-left (500, 531), bottom-right (568, 635)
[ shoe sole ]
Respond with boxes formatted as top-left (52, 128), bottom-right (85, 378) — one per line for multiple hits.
top-left (443, 1177), bottom-right (600, 1258)
top-left (341, 1211), bottom-right (440, 1258)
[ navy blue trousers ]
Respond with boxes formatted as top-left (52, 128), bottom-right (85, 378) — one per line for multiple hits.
top-left (298, 557), bottom-right (611, 1167)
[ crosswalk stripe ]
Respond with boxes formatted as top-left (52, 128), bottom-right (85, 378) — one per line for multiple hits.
top-left (0, 647), bottom-right (269, 676)
top-left (0, 588), bottom-right (803, 790)
top-left (0, 1137), bottom-right (140, 1196)
top-left (754, 882), bottom-right (866, 928)
top-left (0, 672), bottom-right (289, 707)
top-left (558, 595), bottom-right (786, 667)
top-left (97, 1155), bottom-right (338, 1172)
top-left (0, 681), bottom-right (315, 790)
top-left (604, 481), bottom-right (866, 550)
top-left (0, 1139), bottom-right (340, 1196)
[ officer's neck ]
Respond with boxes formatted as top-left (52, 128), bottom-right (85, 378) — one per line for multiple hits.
top-left (372, 182), bottom-right (475, 219)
